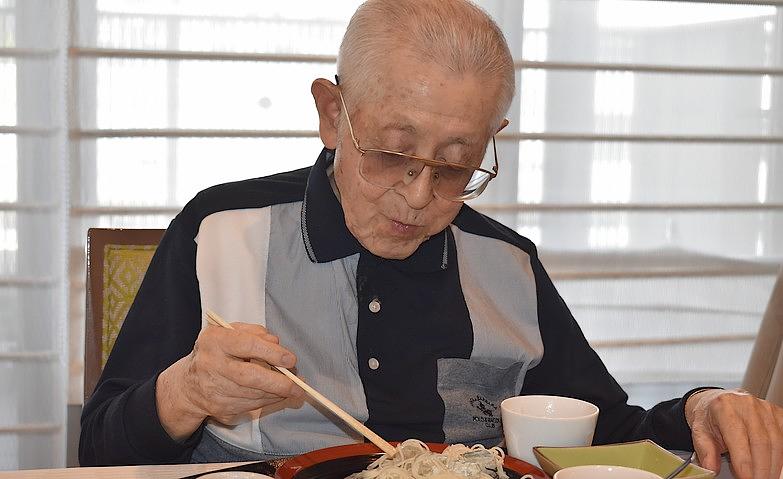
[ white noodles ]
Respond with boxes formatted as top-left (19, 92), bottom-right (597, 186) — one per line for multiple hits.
top-left (346, 440), bottom-right (535, 479)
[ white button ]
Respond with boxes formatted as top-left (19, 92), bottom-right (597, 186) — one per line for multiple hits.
top-left (369, 298), bottom-right (381, 313)
top-left (368, 357), bottom-right (380, 370)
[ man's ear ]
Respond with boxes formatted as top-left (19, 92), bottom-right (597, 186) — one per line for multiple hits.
top-left (497, 118), bottom-right (510, 133)
top-left (311, 78), bottom-right (341, 149)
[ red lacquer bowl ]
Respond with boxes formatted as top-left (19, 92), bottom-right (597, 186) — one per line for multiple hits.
top-left (276, 442), bottom-right (546, 479)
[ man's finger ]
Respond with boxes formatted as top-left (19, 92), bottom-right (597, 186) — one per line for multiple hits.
top-left (762, 402), bottom-right (783, 479)
top-left (218, 329), bottom-right (296, 367)
top-left (230, 322), bottom-right (280, 344)
top-left (210, 395), bottom-right (288, 422)
top-left (713, 404), bottom-right (753, 479)
top-left (224, 357), bottom-right (302, 397)
top-left (775, 411), bottom-right (783, 479)
top-left (743, 400), bottom-right (772, 479)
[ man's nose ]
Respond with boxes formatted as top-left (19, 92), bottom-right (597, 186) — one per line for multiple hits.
top-left (397, 166), bottom-right (435, 209)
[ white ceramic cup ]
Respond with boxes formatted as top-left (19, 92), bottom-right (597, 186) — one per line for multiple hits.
top-left (553, 465), bottom-right (660, 479)
top-left (500, 395), bottom-right (599, 465)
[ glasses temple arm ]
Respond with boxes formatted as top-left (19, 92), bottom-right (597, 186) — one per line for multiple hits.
top-left (337, 89), bottom-right (363, 152)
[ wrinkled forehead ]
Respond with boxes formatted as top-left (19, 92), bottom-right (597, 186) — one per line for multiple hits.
top-left (350, 57), bottom-right (502, 140)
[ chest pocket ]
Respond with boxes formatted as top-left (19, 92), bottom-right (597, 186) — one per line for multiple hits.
top-left (437, 357), bottom-right (528, 445)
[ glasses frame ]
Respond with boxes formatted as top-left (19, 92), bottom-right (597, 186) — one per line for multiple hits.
top-left (337, 88), bottom-right (500, 202)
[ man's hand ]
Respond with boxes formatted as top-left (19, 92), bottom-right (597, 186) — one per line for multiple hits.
top-left (156, 322), bottom-right (305, 441)
top-left (686, 388), bottom-right (783, 479)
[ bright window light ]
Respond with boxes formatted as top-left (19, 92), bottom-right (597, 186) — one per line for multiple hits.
top-left (757, 160), bottom-right (768, 203)
top-left (97, 0), bottom-right (361, 22)
top-left (590, 144), bottom-right (631, 203)
top-left (0, 3), bottom-right (14, 49)
top-left (755, 233), bottom-right (765, 256)
top-left (96, 139), bottom-right (169, 205)
top-left (517, 140), bottom-right (544, 203)
top-left (589, 224), bottom-right (629, 249)
top-left (760, 75), bottom-right (772, 111)
top-left (0, 134), bottom-right (17, 203)
top-left (523, 0), bottom-right (549, 29)
top-left (97, 15), bottom-right (167, 49)
top-left (0, 59), bottom-right (16, 125)
top-left (517, 225), bottom-right (542, 246)
top-left (594, 71), bottom-right (634, 117)
top-left (0, 225), bottom-right (17, 253)
top-left (520, 68), bottom-right (547, 133)
top-left (598, 0), bottom-right (776, 29)
top-left (174, 137), bottom-right (323, 205)
top-left (96, 58), bottom-right (167, 128)
top-left (522, 30), bottom-right (548, 61)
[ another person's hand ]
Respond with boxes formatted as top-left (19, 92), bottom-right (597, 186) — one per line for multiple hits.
top-left (686, 388), bottom-right (783, 479)
top-left (156, 322), bottom-right (305, 441)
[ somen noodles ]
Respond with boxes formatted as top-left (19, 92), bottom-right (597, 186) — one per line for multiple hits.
top-left (346, 439), bottom-right (535, 479)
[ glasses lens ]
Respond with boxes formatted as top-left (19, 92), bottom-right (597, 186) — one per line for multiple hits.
top-left (435, 168), bottom-right (491, 201)
top-left (359, 150), bottom-right (425, 188)
top-left (358, 150), bottom-right (492, 201)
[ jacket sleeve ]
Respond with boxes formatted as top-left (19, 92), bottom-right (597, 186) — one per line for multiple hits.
top-left (79, 211), bottom-right (205, 465)
top-left (520, 254), bottom-right (699, 451)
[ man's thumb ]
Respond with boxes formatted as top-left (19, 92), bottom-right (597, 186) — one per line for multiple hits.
top-left (692, 433), bottom-right (723, 473)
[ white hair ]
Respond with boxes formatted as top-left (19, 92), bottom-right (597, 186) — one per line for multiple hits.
top-left (337, 0), bottom-right (515, 128)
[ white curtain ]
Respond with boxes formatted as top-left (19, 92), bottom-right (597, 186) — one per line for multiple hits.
top-left (0, 0), bottom-right (69, 470)
top-left (0, 0), bottom-right (781, 470)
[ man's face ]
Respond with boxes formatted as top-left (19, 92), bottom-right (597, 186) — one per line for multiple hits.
top-left (332, 54), bottom-right (503, 260)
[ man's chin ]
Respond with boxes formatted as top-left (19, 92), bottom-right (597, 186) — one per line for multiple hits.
top-left (363, 238), bottom-right (423, 260)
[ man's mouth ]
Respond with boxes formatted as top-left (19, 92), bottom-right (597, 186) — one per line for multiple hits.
top-left (391, 219), bottom-right (416, 229)
top-left (389, 219), bottom-right (422, 236)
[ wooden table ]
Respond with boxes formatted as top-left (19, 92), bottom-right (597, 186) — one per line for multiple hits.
top-left (0, 461), bottom-right (260, 478)
top-left (0, 455), bottom-right (739, 478)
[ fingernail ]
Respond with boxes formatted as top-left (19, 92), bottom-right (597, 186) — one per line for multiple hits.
top-left (282, 353), bottom-right (295, 367)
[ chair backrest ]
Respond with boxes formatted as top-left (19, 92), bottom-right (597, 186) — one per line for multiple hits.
top-left (84, 228), bottom-right (165, 401)
top-left (742, 266), bottom-right (783, 406)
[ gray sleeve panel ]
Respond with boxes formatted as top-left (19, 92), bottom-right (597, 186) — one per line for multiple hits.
top-left (196, 202), bottom-right (368, 459)
top-left (259, 202), bottom-right (368, 456)
top-left (450, 225), bottom-right (543, 367)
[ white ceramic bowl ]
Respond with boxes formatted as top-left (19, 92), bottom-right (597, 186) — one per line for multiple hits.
top-left (553, 464), bottom-right (661, 479)
top-left (500, 395), bottom-right (599, 465)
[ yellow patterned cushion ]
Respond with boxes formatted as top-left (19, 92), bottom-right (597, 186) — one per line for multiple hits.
top-left (102, 244), bottom-right (157, 367)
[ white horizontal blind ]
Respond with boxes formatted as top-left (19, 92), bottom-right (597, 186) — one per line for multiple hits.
top-left (66, 0), bottom-right (783, 396)
top-left (492, 0), bottom-right (783, 400)
top-left (61, 0), bottom-right (783, 412)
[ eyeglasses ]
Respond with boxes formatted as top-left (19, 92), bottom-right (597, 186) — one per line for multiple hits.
top-left (337, 89), bottom-right (499, 202)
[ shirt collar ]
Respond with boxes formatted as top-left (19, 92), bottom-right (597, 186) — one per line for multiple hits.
top-left (300, 148), bottom-right (452, 272)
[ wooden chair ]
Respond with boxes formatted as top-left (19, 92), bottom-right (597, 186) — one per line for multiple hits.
top-left (742, 266), bottom-right (783, 406)
top-left (84, 228), bottom-right (165, 401)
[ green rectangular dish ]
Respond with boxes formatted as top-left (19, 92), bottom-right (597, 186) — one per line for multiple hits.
top-left (533, 440), bottom-right (714, 478)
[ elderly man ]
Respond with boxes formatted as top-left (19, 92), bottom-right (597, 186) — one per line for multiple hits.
top-left (80, 1), bottom-right (783, 477)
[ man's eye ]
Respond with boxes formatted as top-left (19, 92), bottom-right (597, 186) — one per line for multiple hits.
top-left (439, 155), bottom-right (472, 167)
top-left (435, 166), bottom-right (472, 184)
top-left (377, 152), bottom-right (407, 165)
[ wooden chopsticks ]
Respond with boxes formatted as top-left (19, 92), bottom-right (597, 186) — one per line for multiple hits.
top-left (204, 309), bottom-right (397, 456)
